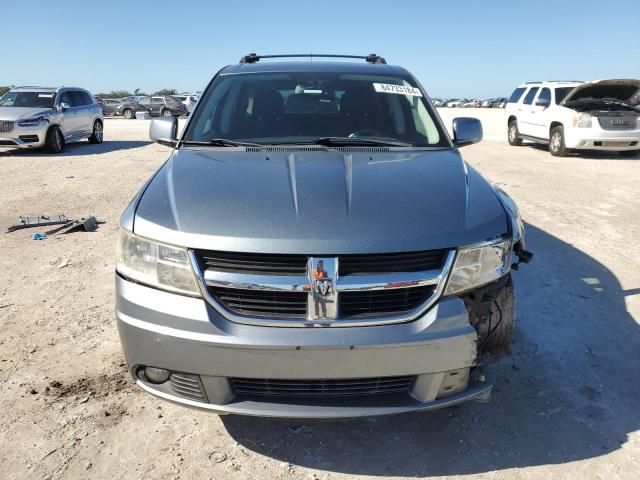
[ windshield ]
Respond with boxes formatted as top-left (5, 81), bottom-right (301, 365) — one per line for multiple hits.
top-left (0, 91), bottom-right (56, 108)
top-left (184, 71), bottom-right (448, 147)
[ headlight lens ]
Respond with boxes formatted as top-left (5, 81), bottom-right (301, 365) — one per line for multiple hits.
top-left (573, 113), bottom-right (592, 128)
top-left (18, 116), bottom-right (47, 127)
top-left (116, 228), bottom-right (200, 296)
top-left (444, 239), bottom-right (512, 295)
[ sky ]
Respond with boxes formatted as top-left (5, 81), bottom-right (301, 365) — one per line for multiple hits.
top-left (3, 0), bottom-right (639, 98)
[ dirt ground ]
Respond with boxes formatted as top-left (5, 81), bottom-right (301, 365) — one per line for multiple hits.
top-left (1, 111), bottom-right (639, 480)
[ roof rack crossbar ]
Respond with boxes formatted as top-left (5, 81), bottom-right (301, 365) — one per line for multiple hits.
top-left (239, 53), bottom-right (386, 65)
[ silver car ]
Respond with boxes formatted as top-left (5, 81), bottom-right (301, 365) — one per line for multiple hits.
top-left (0, 86), bottom-right (103, 153)
top-left (116, 53), bottom-right (531, 418)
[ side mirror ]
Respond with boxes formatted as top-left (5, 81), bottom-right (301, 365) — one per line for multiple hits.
top-left (149, 116), bottom-right (178, 146)
top-left (535, 98), bottom-right (550, 107)
top-left (452, 117), bottom-right (483, 147)
top-left (59, 102), bottom-right (71, 110)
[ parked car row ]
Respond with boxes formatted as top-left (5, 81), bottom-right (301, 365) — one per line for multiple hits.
top-left (96, 94), bottom-right (198, 118)
top-left (432, 97), bottom-right (508, 108)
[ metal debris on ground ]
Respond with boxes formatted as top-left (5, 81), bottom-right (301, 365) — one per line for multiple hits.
top-left (7, 214), bottom-right (69, 232)
top-left (7, 215), bottom-right (104, 235)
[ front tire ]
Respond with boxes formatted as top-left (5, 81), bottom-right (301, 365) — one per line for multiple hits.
top-left (123, 108), bottom-right (134, 119)
top-left (88, 120), bottom-right (103, 144)
top-left (45, 126), bottom-right (65, 154)
top-left (161, 108), bottom-right (172, 117)
top-left (507, 120), bottom-right (522, 146)
top-left (549, 126), bottom-right (568, 157)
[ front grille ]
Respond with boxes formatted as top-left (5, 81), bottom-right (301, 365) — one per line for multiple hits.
top-left (197, 251), bottom-right (307, 275)
top-left (231, 375), bottom-right (415, 398)
top-left (597, 115), bottom-right (638, 131)
top-left (0, 140), bottom-right (16, 146)
top-left (209, 286), bottom-right (308, 318)
top-left (339, 250), bottom-right (447, 275)
top-left (340, 285), bottom-right (435, 318)
top-left (0, 121), bottom-right (14, 133)
top-left (169, 373), bottom-right (207, 401)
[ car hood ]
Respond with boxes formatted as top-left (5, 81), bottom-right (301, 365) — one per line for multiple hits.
top-left (561, 79), bottom-right (640, 105)
top-left (0, 107), bottom-right (54, 121)
top-left (132, 148), bottom-right (508, 254)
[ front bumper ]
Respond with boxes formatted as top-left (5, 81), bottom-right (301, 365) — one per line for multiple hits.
top-left (116, 276), bottom-right (489, 418)
top-left (564, 125), bottom-right (640, 150)
top-left (0, 123), bottom-right (48, 148)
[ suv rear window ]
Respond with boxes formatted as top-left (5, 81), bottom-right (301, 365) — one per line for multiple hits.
top-left (508, 87), bottom-right (526, 103)
top-left (522, 87), bottom-right (539, 105)
top-left (185, 71), bottom-right (447, 147)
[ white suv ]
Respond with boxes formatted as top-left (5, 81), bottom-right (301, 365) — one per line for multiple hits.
top-left (506, 80), bottom-right (640, 157)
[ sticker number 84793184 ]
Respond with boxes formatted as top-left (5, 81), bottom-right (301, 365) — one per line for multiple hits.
top-left (373, 83), bottom-right (423, 97)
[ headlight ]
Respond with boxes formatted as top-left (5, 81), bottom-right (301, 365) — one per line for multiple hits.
top-left (573, 113), bottom-right (592, 128)
top-left (116, 228), bottom-right (200, 296)
top-left (444, 239), bottom-right (512, 295)
top-left (17, 116), bottom-right (47, 127)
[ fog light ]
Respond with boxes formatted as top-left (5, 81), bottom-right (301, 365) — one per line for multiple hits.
top-left (144, 367), bottom-right (170, 384)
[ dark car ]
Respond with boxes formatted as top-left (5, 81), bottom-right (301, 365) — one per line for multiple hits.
top-left (97, 98), bottom-right (121, 116)
top-left (116, 96), bottom-right (187, 119)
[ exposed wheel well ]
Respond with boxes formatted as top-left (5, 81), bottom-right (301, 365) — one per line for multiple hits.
top-left (550, 121), bottom-right (563, 133)
top-left (508, 115), bottom-right (517, 125)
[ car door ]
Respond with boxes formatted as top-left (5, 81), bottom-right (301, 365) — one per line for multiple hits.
top-left (528, 87), bottom-right (551, 139)
top-left (58, 90), bottom-right (82, 139)
top-left (150, 97), bottom-right (165, 116)
top-left (73, 91), bottom-right (98, 136)
top-left (517, 87), bottom-right (540, 137)
top-left (137, 97), bottom-right (152, 115)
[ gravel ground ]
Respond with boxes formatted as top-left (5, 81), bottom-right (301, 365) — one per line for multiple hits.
top-left (0, 111), bottom-right (639, 480)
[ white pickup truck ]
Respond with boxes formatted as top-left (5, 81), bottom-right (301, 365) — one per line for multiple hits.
top-left (505, 79), bottom-right (640, 157)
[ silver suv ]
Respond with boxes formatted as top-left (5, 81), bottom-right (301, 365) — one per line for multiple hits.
top-left (0, 86), bottom-right (103, 153)
top-left (116, 53), bottom-right (531, 418)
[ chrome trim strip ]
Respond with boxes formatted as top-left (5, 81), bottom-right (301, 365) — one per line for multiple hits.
top-left (204, 270), bottom-right (310, 292)
top-left (335, 269), bottom-right (440, 292)
top-left (189, 250), bottom-right (456, 328)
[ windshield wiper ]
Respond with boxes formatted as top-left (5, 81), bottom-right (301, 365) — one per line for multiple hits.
top-left (274, 137), bottom-right (414, 147)
top-left (181, 138), bottom-right (264, 147)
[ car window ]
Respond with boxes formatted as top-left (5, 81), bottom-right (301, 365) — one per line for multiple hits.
top-left (508, 88), bottom-right (526, 103)
top-left (81, 92), bottom-right (94, 105)
top-left (69, 91), bottom-right (89, 106)
top-left (0, 91), bottom-right (57, 108)
top-left (138, 97), bottom-right (151, 106)
top-left (151, 97), bottom-right (164, 104)
top-left (537, 88), bottom-right (551, 105)
top-left (554, 87), bottom-right (575, 104)
top-left (60, 91), bottom-right (74, 106)
top-left (185, 71), bottom-right (447, 147)
top-left (522, 87), bottom-right (539, 105)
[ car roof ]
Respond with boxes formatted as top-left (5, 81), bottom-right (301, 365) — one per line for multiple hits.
top-left (12, 86), bottom-right (89, 93)
top-left (516, 81), bottom-right (583, 88)
top-left (221, 60), bottom-right (411, 77)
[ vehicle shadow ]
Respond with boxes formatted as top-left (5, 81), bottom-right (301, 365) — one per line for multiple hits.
top-left (526, 143), bottom-right (637, 160)
top-left (221, 223), bottom-right (640, 476)
top-left (0, 140), bottom-right (151, 157)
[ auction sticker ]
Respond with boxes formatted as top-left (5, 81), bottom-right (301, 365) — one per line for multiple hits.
top-left (373, 83), bottom-right (423, 97)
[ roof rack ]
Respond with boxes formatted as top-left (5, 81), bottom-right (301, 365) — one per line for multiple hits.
top-left (239, 53), bottom-right (386, 65)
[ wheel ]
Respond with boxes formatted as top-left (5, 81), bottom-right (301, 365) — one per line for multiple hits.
top-left (45, 126), bottom-right (65, 153)
top-left (88, 120), bottom-right (103, 144)
top-left (549, 126), bottom-right (568, 156)
top-left (123, 108), bottom-right (134, 119)
top-left (161, 108), bottom-right (172, 117)
top-left (507, 120), bottom-right (522, 146)
top-left (618, 150), bottom-right (639, 158)
top-left (463, 274), bottom-right (515, 359)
